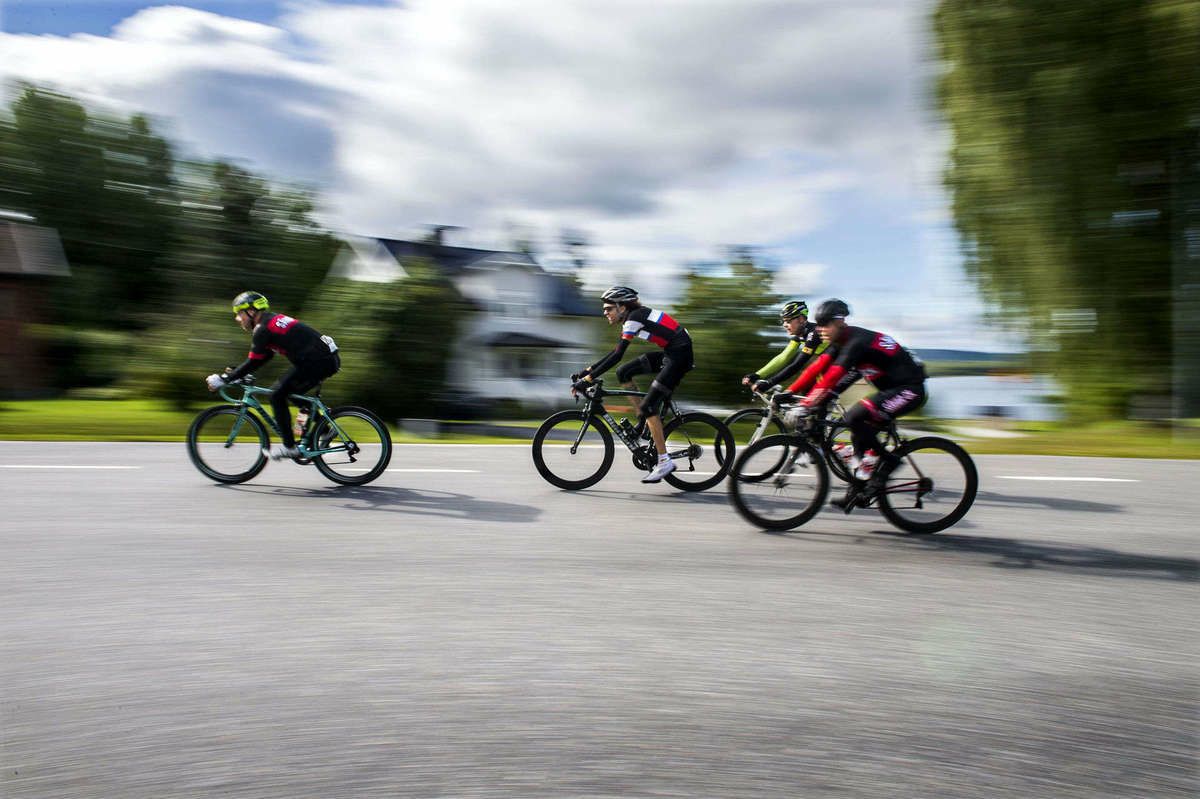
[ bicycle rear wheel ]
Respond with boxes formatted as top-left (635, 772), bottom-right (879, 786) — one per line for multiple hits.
top-left (186, 405), bottom-right (269, 484)
top-left (876, 437), bottom-right (977, 534)
top-left (723, 407), bottom-right (785, 468)
top-left (311, 406), bottom-right (393, 485)
top-left (662, 411), bottom-right (735, 492)
top-left (728, 435), bottom-right (829, 530)
top-left (531, 410), bottom-right (615, 490)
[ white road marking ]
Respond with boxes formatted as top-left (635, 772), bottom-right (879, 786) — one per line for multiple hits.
top-left (386, 468), bottom-right (480, 473)
top-left (0, 465), bottom-right (142, 469)
top-left (995, 475), bottom-right (1139, 482)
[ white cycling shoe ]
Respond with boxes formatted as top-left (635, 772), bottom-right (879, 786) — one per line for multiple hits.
top-left (641, 457), bottom-right (677, 483)
top-left (265, 445), bottom-right (300, 461)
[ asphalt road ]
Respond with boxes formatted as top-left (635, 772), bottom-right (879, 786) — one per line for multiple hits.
top-left (2, 442), bottom-right (1197, 798)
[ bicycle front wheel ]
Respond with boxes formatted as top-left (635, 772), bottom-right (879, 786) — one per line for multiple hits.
top-left (531, 410), bottom-right (614, 490)
top-left (661, 411), bottom-right (735, 492)
top-left (311, 406), bottom-right (393, 486)
top-left (728, 435), bottom-right (829, 530)
top-left (186, 405), bottom-right (269, 484)
top-left (823, 421), bottom-right (856, 483)
top-left (876, 437), bottom-right (977, 534)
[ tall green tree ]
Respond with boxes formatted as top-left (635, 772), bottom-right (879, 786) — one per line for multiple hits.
top-left (0, 85), bottom-right (179, 326)
top-left (673, 248), bottom-right (782, 406)
top-left (304, 260), bottom-right (464, 418)
top-left (935, 0), bottom-right (1200, 418)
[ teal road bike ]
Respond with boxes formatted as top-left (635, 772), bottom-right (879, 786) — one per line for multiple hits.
top-left (186, 375), bottom-right (392, 485)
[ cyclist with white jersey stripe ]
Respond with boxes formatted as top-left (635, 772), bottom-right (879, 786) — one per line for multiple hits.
top-left (572, 286), bottom-right (695, 483)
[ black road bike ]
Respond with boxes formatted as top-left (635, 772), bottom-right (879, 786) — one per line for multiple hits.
top-left (729, 405), bottom-right (977, 534)
top-left (531, 378), bottom-right (735, 491)
top-left (724, 388), bottom-right (857, 481)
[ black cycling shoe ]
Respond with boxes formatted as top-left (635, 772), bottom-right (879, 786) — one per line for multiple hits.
top-left (830, 487), bottom-right (860, 514)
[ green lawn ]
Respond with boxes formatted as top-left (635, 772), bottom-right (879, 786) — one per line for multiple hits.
top-left (1, 399), bottom-right (1198, 458)
top-left (0, 399), bottom-right (516, 444)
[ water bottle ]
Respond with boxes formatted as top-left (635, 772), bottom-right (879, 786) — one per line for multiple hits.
top-left (617, 418), bottom-right (637, 439)
top-left (293, 408), bottom-right (309, 440)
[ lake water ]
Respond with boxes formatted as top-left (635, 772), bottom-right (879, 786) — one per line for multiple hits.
top-left (924, 375), bottom-right (1062, 421)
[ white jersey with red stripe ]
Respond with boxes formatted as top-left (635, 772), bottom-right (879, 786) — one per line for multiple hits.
top-left (620, 306), bottom-right (688, 349)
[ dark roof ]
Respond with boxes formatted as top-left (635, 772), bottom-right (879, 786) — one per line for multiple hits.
top-left (485, 332), bottom-right (569, 348)
top-left (376, 239), bottom-right (531, 276)
top-left (0, 220), bottom-right (70, 277)
top-left (373, 237), bottom-right (594, 317)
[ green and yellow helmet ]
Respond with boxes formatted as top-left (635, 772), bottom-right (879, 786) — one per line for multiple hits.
top-left (780, 300), bottom-right (808, 321)
top-left (232, 291), bottom-right (269, 313)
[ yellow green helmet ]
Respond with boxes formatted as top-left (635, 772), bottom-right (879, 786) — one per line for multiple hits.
top-left (232, 291), bottom-right (269, 313)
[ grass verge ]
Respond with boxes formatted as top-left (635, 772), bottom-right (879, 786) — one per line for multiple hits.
top-left (1, 399), bottom-right (1198, 458)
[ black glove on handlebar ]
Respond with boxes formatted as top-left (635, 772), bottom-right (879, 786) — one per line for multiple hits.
top-left (753, 379), bottom-right (773, 393)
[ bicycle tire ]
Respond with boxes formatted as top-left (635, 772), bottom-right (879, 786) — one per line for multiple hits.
top-left (531, 410), bottom-right (615, 490)
top-left (876, 436), bottom-right (977, 534)
top-left (311, 406), bottom-right (393, 486)
top-left (186, 405), bottom-right (269, 484)
top-left (728, 435), bottom-right (829, 530)
top-left (662, 411), bottom-right (736, 492)
top-left (723, 407), bottom-right (785, 468)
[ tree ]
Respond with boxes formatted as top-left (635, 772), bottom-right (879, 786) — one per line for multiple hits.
top-left (672, 249), bottom-right (782, 406)
top-left (934, 0), bottom-right (1200, 418)
top-left (304, 259), bottom-right (463, 418)
top-left (0, 85), bottom-right (179, 326)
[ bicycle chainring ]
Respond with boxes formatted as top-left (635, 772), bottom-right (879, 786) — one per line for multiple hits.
top-left (631, 445), bottom-right (658, 471)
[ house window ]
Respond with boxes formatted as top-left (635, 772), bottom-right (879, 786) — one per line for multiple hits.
top-left (498, 349), bottom-right (547, 380)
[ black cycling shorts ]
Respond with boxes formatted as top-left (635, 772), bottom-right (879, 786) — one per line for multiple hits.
top-left (858, 383), bottom-right (926, 425)
top-left (615, 342), bottom-right (694, 393)
top-left (271, 351), bottom-right (341, 400)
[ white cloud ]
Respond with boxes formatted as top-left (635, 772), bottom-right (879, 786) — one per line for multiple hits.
top-left (772, 263), bottom-right (829, 298)
top-left (0, 0), bottom-right (997, 343)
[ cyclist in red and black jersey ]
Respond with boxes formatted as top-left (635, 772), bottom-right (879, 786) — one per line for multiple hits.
top-left (205, 291), bottom-right (341, 461)
top-left (784, 298), bottom-right (926, 484)
top-left (572, 286), bottom-right (694, 483)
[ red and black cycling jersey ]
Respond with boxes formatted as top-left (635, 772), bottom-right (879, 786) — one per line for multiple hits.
top-left (585, 306), bottom-right (692, 378)
top-left (787, 325), bottom-right (924, 397)
top-left (226, 312), bottom-right (337, 381)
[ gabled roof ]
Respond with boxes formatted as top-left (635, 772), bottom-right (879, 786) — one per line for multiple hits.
top-left (375, 239), bottom-right (538, 275)
top-left (341, 236), bottom-right (593, 317)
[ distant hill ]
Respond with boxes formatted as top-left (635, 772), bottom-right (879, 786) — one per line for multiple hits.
top-left (910, 348), bottom-right (1021, 362)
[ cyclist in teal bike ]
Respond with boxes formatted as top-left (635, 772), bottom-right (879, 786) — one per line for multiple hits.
top-left (205, 291), bottom-right (340, 461)
top-left (741, 299), bottom-right (825, 394)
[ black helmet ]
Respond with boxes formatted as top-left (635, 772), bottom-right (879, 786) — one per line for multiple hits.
top-left (601, 285), bottom-right (639, 304)
top-left (780, 300), bottom-right (808, 321)
top-left (232, 291), bottom-right (269, 313)
top-left (813, 298), bottom-right (850, 325)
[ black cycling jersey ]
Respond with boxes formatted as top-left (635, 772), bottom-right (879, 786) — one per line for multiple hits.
top-left (586, 306), bottom-right (692, 378)
top-left (823, 325), bottom-right (925, 391)
top-left (226, 312), bottom-right (338, 382)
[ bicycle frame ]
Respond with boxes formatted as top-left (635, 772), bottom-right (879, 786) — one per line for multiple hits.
top-left (570, 381), bottom-right (685, 456)
top-left (792, 413), bottom-right (927, 502)
top-left (215, 380), bottom-right (352, 459)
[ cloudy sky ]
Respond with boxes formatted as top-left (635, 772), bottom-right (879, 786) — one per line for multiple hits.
top-left (0, 0), bottom-right (1013, 350)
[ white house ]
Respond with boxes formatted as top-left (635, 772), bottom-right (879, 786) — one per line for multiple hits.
top-left (329, 235), bottom-right (598, 407)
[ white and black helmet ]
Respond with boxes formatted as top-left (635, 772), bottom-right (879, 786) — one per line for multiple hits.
top-left (601, 285), bottom-right (639, 304)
